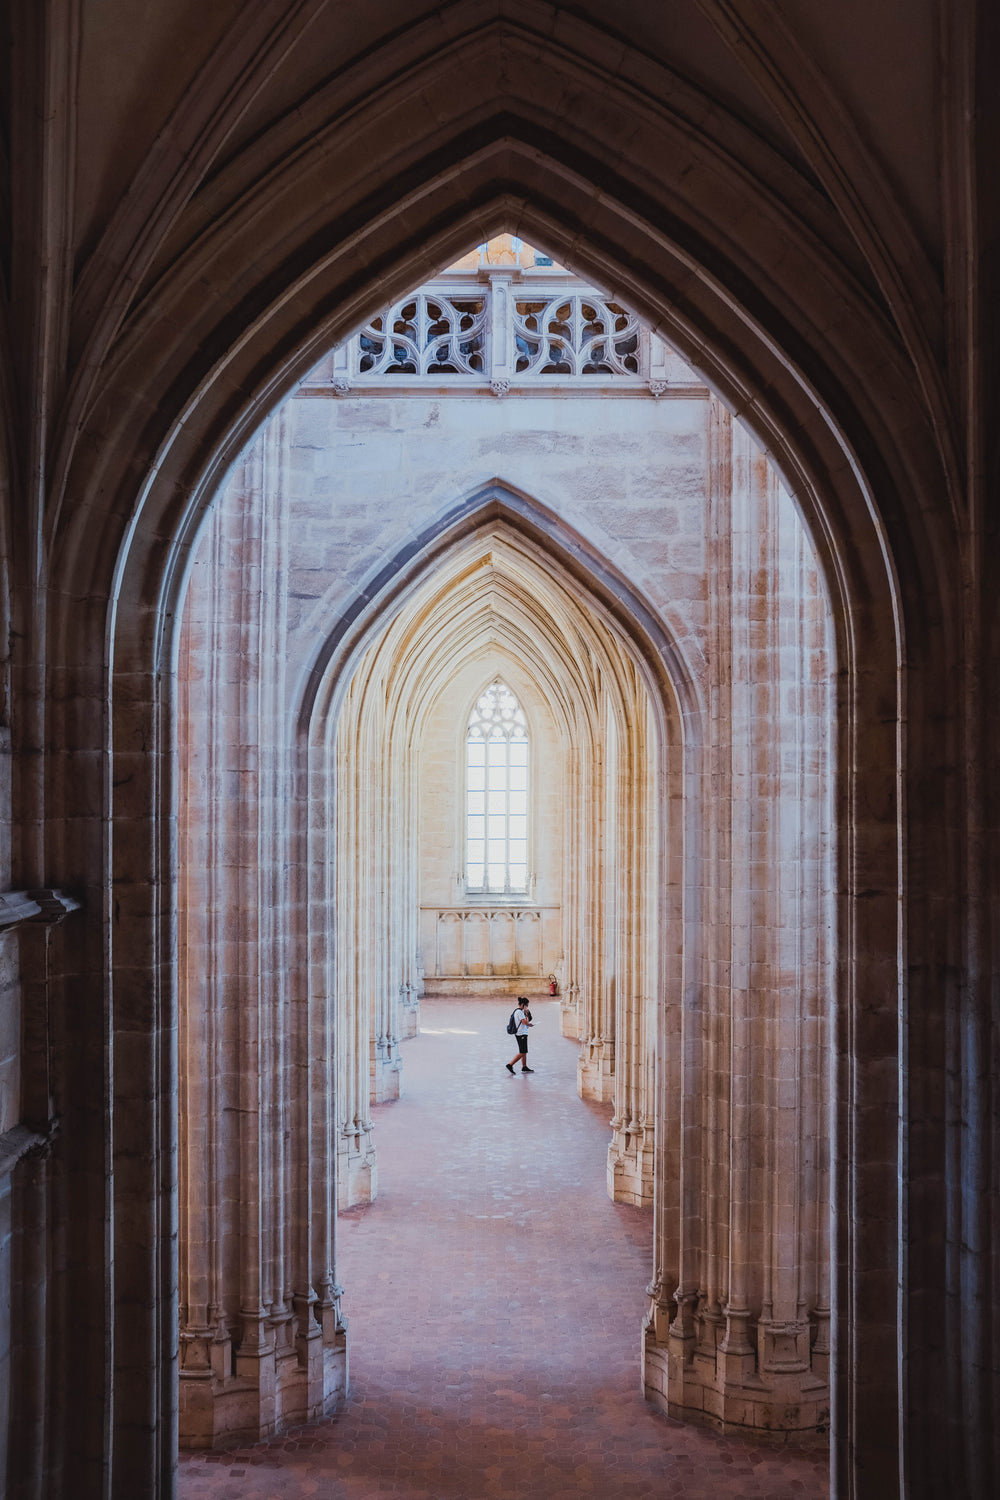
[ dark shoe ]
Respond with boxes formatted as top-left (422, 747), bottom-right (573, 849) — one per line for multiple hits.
top-left (521, 1066), bottom-right (534, 1073)
top-left (506, 1062), bottom-right (515, 1074)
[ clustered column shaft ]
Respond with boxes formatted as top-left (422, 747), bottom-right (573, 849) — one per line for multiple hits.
top-left (642, 403), bottom-right (834, 1437)
top-left (177, 420), bottom-right (347, 1448)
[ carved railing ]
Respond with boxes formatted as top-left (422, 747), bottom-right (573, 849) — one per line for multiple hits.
top-left (358, 293), bottom-right (488, 377)
top-left (307, 274), bottom-right (694, 395)
top-left (511, 293), bottom-right (640, 376)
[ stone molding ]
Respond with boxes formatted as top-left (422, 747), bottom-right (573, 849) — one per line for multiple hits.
top-left (0, 1120), bottom-right (59, 1179)
top-left (0, 889), bottom-right (80, 932)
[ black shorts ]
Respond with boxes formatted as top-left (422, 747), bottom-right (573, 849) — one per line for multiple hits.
top-left (516, 1035), bottom-right (528, 1053)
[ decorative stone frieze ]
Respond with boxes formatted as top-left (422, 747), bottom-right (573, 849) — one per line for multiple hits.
top-left (303, 265), bottom-right (696, 397)
top-left (419, 906), bottom-right (560, 995)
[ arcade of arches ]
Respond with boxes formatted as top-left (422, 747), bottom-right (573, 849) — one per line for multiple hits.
top-left (176, 253), bottom-right (834, 1448)
top-left (0, 6), bottom-right (997, 1499)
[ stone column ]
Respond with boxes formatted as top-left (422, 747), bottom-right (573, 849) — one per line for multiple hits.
top-left (395, 746), bottom-right (422, 1039)
top-left (369, 692), bottom-right (402, 1106)
top-left (643, 404), bottom-right (833, 1439)
top-left (334, 678), bottom-right (378, 1207)
top-left (608, 660), bottom-right (656, 1206)
top-left (558, 727), bottom-right (587, 1040)
top-left (177, 472), bottom-right (242, 1440)
top-left (178, 419), bottom-right (347, 1447)
top-left (577, 686), bottom-right (615, 1100)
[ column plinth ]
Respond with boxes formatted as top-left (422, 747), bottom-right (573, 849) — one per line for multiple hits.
top-left (607, 1121), bottom-right (654, 1205)
top-left (337, 1125), bottom-right (377, 1208)
top-left (373, 1035), bottom-right (402, 1102)
top-left (559, 986), bottom-right (581, 1039)
top-left (810, 1304), bottom-right (831, 1381)
top-left (643, 1296), bottom-right (830, 1442)
top-left (399, 988), bottom-right (420, 1039)
top-left (179, 1304), bottom-right (348, 1449)
top-left (577, 1037), bottom-right (614, 1102)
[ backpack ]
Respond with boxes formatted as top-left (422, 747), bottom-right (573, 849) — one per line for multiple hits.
top-left (506, 1009), bottom-right (520, 1035)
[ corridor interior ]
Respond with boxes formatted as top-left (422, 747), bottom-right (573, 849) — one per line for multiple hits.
top-left (175, 240), bottom-right (834, 1468)
top-left (178, 997), bottom-right (829, 1500)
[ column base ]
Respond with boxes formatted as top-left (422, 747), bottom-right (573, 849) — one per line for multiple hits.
top-left (180, 1327), bottom-right (348, 1450)
top-left (607, 1123), bottom-right (654, 1206)
top-left (559, 993), bottom-right (581, 1039)
top-left (642, 1320), bottom-right (829, 1445)
top-left (399, 992), bottom-right (420, 1040)
top-left (337, 1125), bottom-right (377, 1208)
top-left (373, 1041), bottom-right (402, 1103)
top-left (577, 1038), bottom-right (614, 1103)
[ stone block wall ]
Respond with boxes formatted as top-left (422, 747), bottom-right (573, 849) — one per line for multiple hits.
top-left (176, 349), bottom-right (833, 1445)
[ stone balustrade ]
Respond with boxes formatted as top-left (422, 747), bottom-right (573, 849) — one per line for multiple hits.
top-left (302, 269), bottom-right (694, 397)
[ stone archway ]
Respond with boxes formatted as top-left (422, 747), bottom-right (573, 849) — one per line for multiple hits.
top-left (36, 39), bottom-right (944, 1491)
top-left (99, 226), bottom-right (906, 1500)
top-left (175, 253), bottom-right (837, 1450)
top-left (313, 506), bottom-right (680, 1218)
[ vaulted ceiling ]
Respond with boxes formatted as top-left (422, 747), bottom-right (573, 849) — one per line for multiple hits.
top-left (2, 0), bottom-right (978, 544)
top-left (1, 0), bottom-right (991, 672)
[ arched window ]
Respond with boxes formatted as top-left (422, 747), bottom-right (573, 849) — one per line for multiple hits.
top-left (465, 680), bottom-right (529, 894)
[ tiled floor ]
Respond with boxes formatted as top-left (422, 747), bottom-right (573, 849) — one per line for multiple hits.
top-left (179, 997), bottom-right (829, 1498)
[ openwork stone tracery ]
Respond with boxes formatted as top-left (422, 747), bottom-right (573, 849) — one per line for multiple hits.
top-left (512, 294), bottom-right (641, 375)
top-left (315, 248), bottom-right (687, 397)
top-left (359, 293), bottom-right (488, 376)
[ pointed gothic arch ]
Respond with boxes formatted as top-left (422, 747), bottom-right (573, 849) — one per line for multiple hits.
top-left (36, 52), bottom-right (943, 1493)
top-left (176, 403), bottom-right (836, 1446)
top-left (293, 487), bottom-right (691, 1216)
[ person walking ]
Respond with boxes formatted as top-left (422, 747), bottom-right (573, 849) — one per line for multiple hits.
top-left (505, 996), bottom-right (534, 1073)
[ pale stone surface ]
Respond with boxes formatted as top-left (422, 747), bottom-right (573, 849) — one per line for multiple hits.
top-left (175, 264), bottom-right (834, 1444)
top-left (2, 9), bottom-right (997, 1497)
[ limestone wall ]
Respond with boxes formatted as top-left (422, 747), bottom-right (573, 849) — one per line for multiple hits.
top-left (176, 347), bottom-right (835, 1446)
top-left (278, 384), bottom-right (712, 704)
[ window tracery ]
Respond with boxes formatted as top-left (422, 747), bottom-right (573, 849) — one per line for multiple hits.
top-left (465, 681), bottom-right (529, 895)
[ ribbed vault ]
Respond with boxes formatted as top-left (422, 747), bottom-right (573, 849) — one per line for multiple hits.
top-left (319, 518), bottom-right (669, 1214)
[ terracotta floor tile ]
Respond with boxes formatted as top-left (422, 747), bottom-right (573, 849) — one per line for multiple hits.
top-left (179, 998), bottom-right (829, 1499)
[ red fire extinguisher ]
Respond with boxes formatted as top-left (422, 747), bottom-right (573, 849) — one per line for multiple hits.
top-left (548, 974), bottom-right (558, 996)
